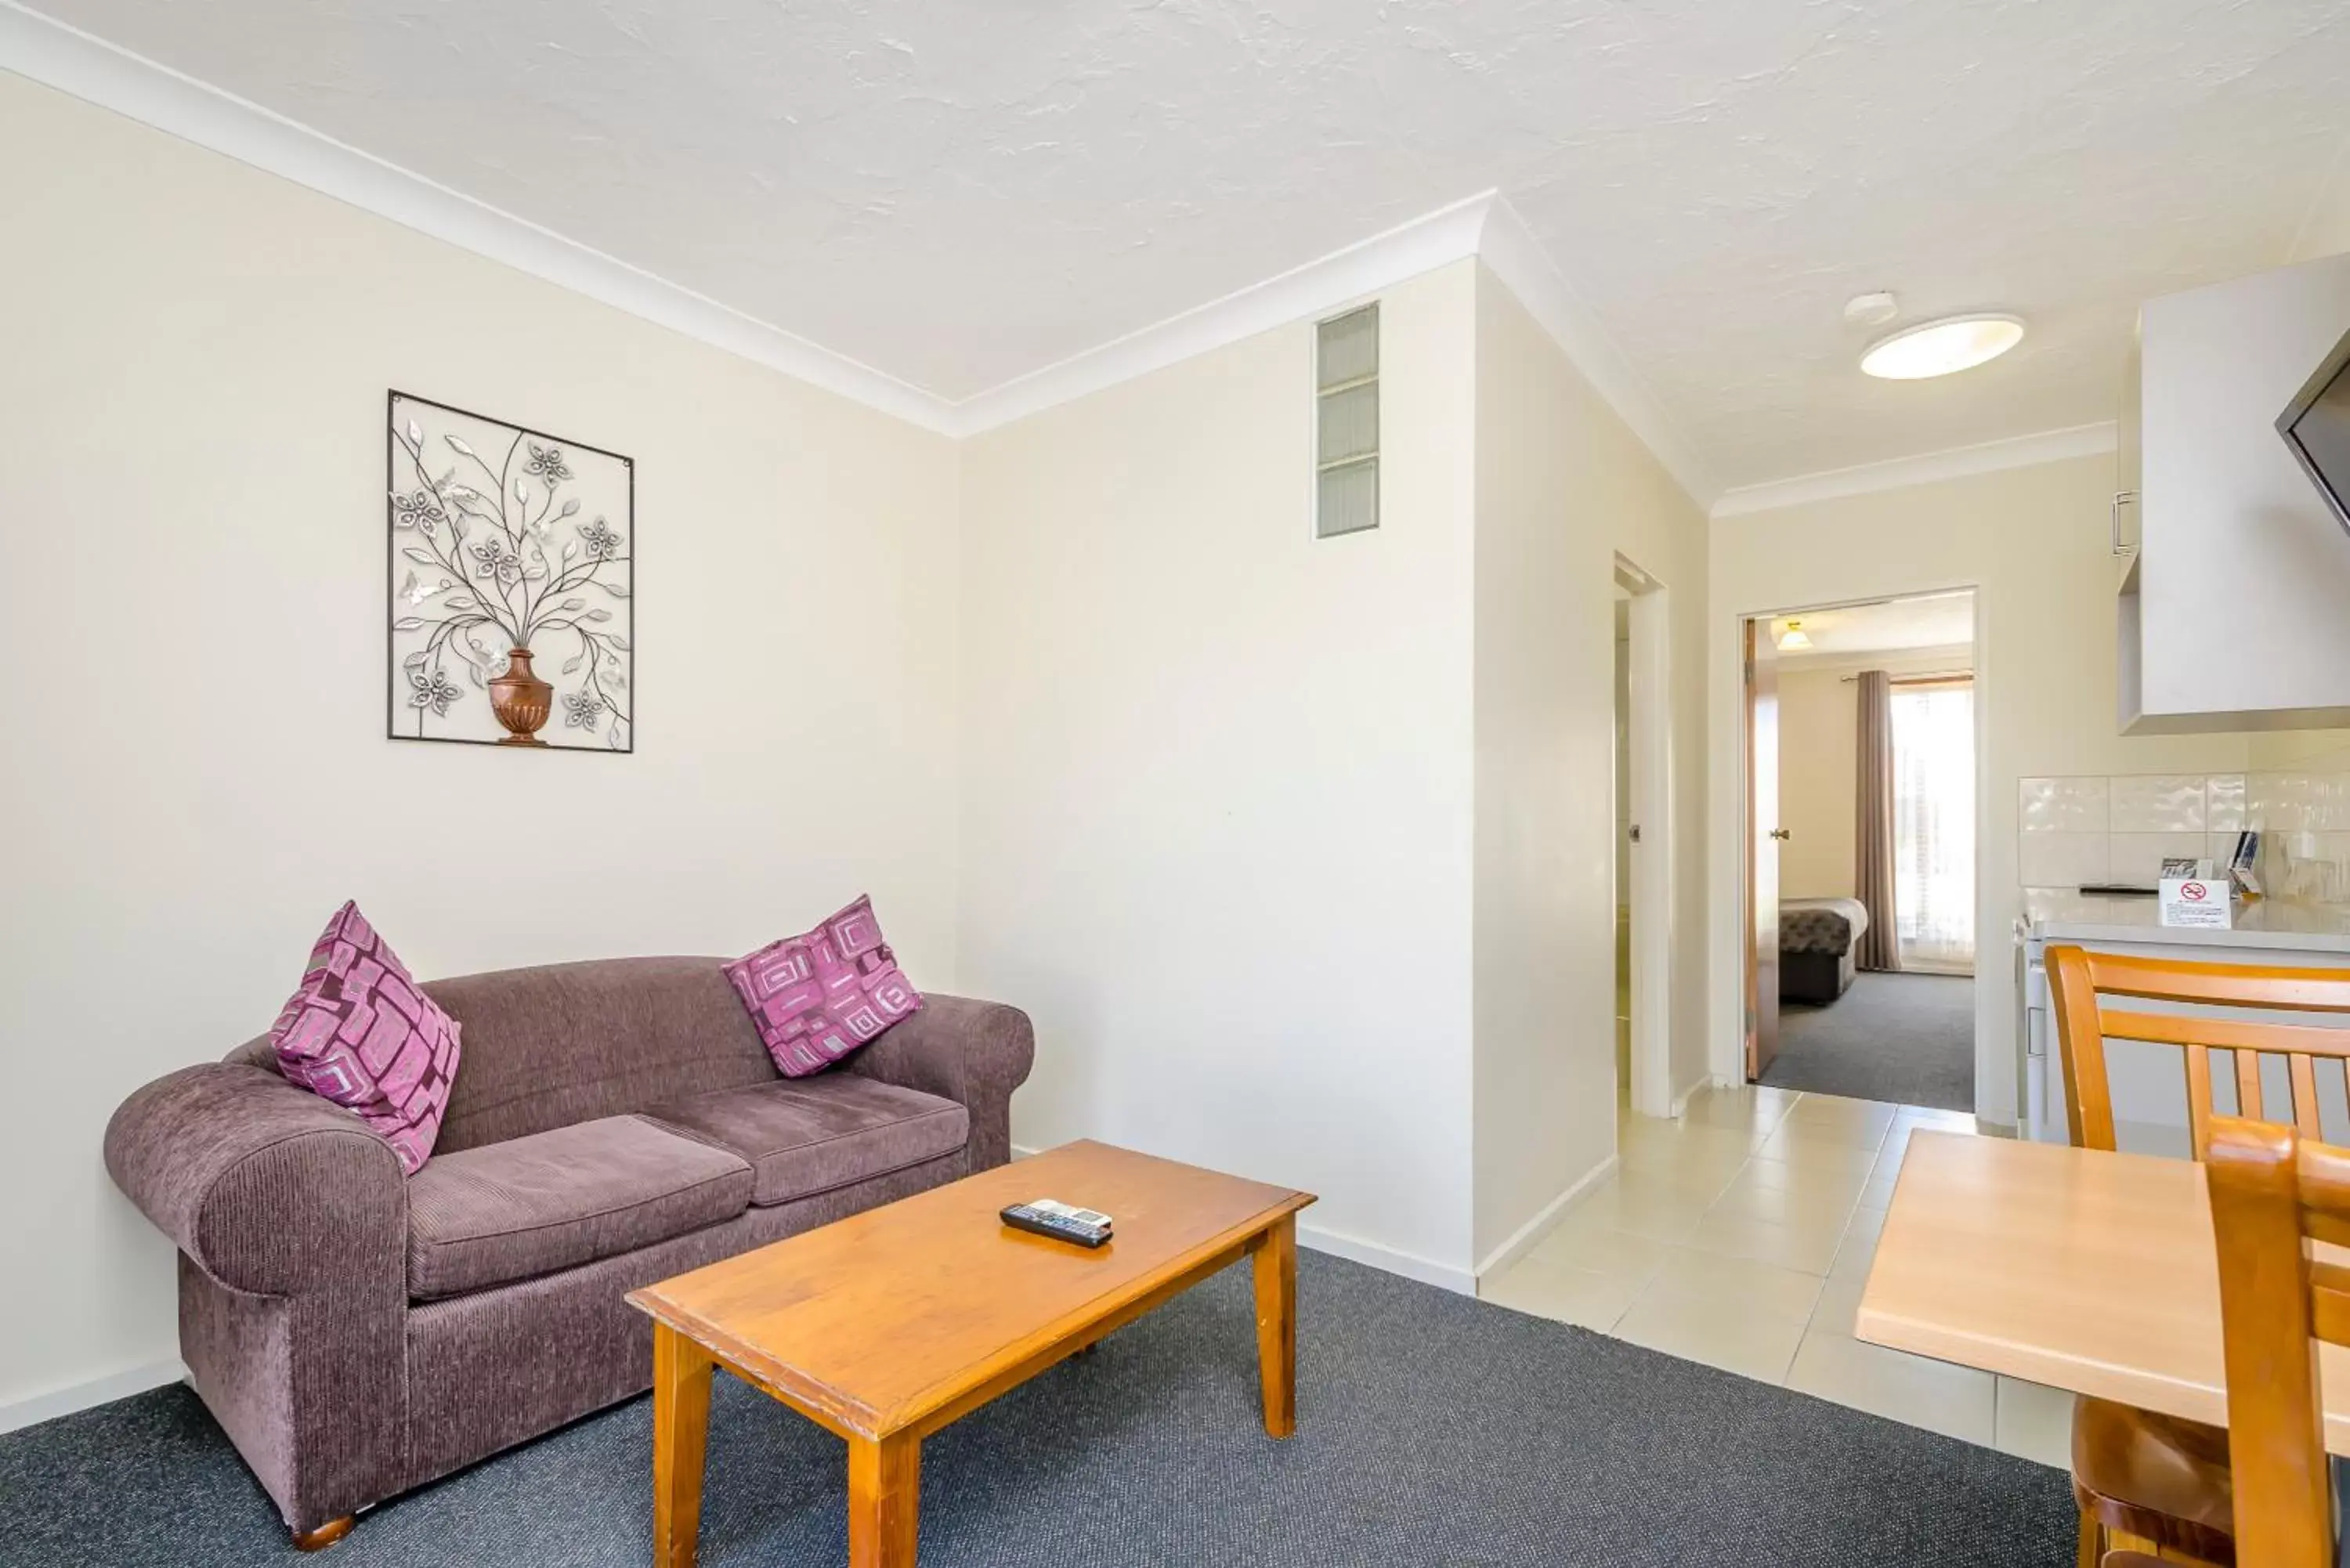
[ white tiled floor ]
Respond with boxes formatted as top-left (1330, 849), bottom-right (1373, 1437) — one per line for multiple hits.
top-left (1479, 1082), bottom-right (2073, 1469)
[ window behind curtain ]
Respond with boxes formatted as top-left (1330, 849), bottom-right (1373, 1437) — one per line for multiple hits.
top-left (1891, 677), bottom-right (1975, 971)
top-left (1315, 304), bottom-right (1379, 538)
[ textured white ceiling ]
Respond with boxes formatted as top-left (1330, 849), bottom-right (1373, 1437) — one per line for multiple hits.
top-left (27, 0), bottom-right (2350, 486)
top-left (1773, 591), bottom-right (1974, 660)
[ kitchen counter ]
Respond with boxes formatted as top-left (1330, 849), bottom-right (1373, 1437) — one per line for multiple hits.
top-left (2023, 891), bottom-right (2350, 954)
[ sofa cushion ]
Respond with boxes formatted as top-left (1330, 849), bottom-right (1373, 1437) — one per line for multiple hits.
top-left (406, 1115), bottom-right (752, 1300)
top-left (269, 901), bottom-right (463, 1174)
top-left (724, 895), bottom-right (924, 1077)
top-left (647, 1075), bottom-right (968, 1207)
top-left (417, 957), bottom-right (781, 1158)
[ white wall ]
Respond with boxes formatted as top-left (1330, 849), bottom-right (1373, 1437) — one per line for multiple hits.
top-left (2251, 731), bottom-right (2350, 770)
top-left (1470, 272), bottom-right (1710, 1264)
top-left (957, 262), bottom-right (1483, 1284)
top-left (1774, 645), bottom-right (1973, 900)
top-left (1775, 666), bottom-right (1858, 899)
top-left (2290, 151), bottom-right (2350, 265)
top-left (957, 258), bottom-right (1709, 1283)
top-left (0, 77), bottom-right (964, 1419)
top-left (1709, 457), bottom-right (2256, 1125)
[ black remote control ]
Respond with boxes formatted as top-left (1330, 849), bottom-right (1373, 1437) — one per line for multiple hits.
top-left (1001, 1199), bottom-right (1113, 1248)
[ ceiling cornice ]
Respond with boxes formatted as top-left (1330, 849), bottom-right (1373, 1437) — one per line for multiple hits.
top-left (2, 0), bottom-right (1709, 496)
top-left (942, 191), bottom-right (1497, 437)
top-left (949, 196), bottom-right (1721, 512)
top-left (1476, 196), bottom-right (1719, 508)
top-left (0, 1), bottom-right (960, 432)
top-left (1708, 422), bottom-right (2119, 520)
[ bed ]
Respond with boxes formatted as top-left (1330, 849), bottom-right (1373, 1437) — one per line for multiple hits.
top-left (1780, 897), bottom-right (1870, 1006)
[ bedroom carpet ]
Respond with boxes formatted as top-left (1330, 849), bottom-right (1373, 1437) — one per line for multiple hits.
top-left (0, 1252), bottom-right (2073, 1567)
top-left (1762, 970), bottom-right (1976, 1111)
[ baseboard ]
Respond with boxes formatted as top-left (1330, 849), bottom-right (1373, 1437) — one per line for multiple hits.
top-left (1007, 1143), bottom-right (1477, 1295)
top-left (1295, 1223), bottom-right (1477, 1296)
top-left (1669, 1076), bottom-right (1716, 1118)
top-left (1471, 1155), bottom-right (1618, 1285)
top-left (0, 1358), bottom-right (186, 1436)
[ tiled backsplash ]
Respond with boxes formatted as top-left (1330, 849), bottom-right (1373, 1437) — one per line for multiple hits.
top-left (2019, 771), bottom-right (2350, 900)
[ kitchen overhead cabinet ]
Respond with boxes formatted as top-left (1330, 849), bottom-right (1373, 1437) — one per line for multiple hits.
top-left (2119, 253), bottom-right (2350, 733)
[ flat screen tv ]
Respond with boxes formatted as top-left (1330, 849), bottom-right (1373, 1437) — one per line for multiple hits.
top-left (2280, 324), bottom-right (2350, 530)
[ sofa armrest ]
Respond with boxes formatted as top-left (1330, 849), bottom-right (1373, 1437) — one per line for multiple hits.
top-left (104, 1062), bottom-right (407, 1296)
top-left (844, 994), bottom-right (1034, 1169)
top-left (107, 1061), bottom-right (412, 1534)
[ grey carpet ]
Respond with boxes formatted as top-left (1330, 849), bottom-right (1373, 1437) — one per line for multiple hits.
top-left (0, 1252), bottom-right (2071, 1566)
top-left (1762, 971), bottom-right (1976, 1111)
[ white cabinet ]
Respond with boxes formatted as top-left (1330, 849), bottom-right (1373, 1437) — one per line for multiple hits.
top-left (2119, 253), bottom-right (2350, 733)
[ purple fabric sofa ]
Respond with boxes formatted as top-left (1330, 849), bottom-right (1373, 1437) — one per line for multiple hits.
top-left (103, 956), bottom-right (1033, 1546)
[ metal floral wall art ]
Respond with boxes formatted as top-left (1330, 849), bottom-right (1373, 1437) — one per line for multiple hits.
top-left (386, 392), bottom-right (633, 751)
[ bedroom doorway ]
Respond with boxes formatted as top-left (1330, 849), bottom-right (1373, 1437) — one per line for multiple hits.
top-left (1741, 590), bottom-right (1977, 1112)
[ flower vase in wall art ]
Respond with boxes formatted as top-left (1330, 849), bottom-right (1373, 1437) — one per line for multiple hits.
top-left (386, 392), bottom-right (633, 751)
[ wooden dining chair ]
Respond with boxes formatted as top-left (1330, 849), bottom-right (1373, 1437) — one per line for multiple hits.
top-left (2202, 1115), bottom-right (2346, 1567)
top-left (2047, 943), bottom-right (2350, 1568)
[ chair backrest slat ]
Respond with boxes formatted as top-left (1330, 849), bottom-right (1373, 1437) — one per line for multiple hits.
top-left (2100, 1008), bottom-right (2350, 1057)
top-left (2207, 1118), bottom-right (2345, 1568)
top-left (2310, 1274), bottom-right (2350, 1342)
top-left (2186, 1044), bottom-right (2215, 1158)
top-left (2086, 948), bottom-right (2350, 1011)
top-left (2290, 1054), bottom-right (2323, 1139)
top-left (2238, 1046), bottom-right (2266, 1122)
top-left (2047, 945), bottom-right (2350, 1158)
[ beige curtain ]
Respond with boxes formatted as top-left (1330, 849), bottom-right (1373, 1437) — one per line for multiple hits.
top-left (1855, 669), bottom-right (1900, 971)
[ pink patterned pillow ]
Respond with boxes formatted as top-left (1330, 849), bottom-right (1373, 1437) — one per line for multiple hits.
top-left (269, 901), bottom-right (463, 1175)
top-left (725, 896), bottom-right (924, 1077)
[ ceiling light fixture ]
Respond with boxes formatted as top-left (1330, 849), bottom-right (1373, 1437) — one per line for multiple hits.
top-left (1861, 313), bottom-right (2026, 380)
top-left (1777, 620), bottom-right (1812, 651)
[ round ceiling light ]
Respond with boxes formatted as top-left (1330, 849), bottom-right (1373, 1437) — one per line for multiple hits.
top-left (1860, 313), bottom-right (2026, 380)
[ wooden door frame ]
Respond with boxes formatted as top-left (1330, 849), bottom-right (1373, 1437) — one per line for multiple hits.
top-left (1741, 616), bottom-right (1776, 1082)
top-left (1743, 618), bottom-right (1757, 1080)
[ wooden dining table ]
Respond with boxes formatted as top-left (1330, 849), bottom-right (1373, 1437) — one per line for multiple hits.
top-left (1857, 1129), bottom-right (2350, 1454)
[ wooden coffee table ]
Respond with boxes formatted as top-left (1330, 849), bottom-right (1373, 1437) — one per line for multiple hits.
top-left (626, 1139), bottom-right (1316, 1567)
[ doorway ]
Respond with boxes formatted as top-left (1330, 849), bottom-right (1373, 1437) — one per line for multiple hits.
top-left (1616, 555), bottom-right (1672, 1119)
top-left (1742, 590), bottom-right (1979, 1112)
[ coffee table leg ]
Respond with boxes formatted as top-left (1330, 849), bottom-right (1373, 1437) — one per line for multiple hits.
top-left (1252, 1214), bottom-right (1298, 1438)
top-left (848, 1433), bottom-right (920, 1567)
top-left (653, 1322), bottom-right (714, 1568)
